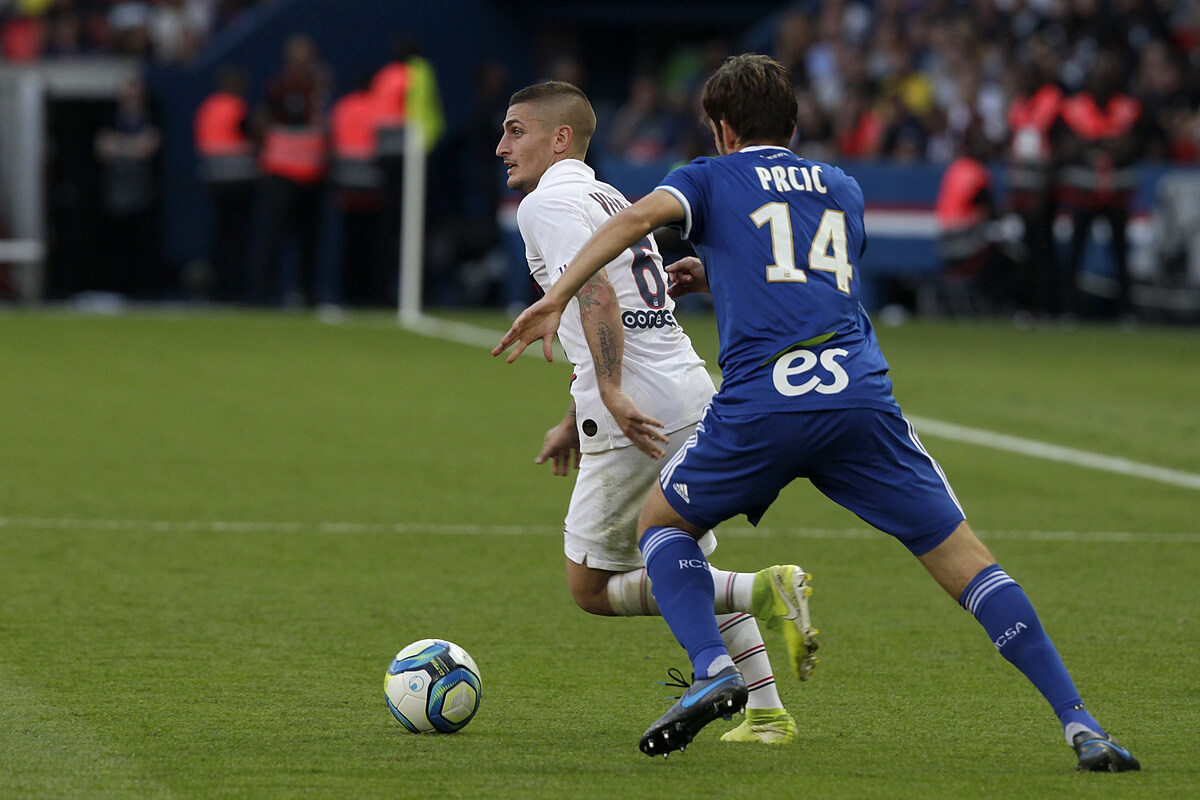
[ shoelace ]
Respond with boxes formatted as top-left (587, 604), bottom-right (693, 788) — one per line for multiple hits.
top-left (657, 666), bottom-right (693, 701)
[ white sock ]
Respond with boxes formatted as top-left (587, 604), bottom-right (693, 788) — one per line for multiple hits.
top-left (717, 612), bottom-right (782, 710)
top-left (606, 566), bottom-right (756, 616)
top-left (1064, 721), bottom-right (1099, 746)
top-left (709, 567), bottom-right (754, 614)
top-left (702, 654), bottom-right (736, 678)
top-left (606, 568), bottom-right (657, 616)
top-left (606, 569), bottom-right (783, 711)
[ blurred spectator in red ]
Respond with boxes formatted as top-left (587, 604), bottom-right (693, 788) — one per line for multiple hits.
top-left (194, 63), bottom-right (256, 303)
top-left (329, 72), bottom-right (386, 307)
top-left (369, 35), bottom-right (445, 306)
top-left (1006, 57), bottom-right (1065, 316)
top-left (94, 74), bottom-right (162, 297)
top-left (1, 12), bottom-right (45, 62)
top-left (1057, 49), bottom-right (1145, 319)
top-left (249, 33), bottom-right (331, 307)
top-left (934, 126), bottom-right (1013, 316)
top-left (833, 83), bottom-right (883, 159)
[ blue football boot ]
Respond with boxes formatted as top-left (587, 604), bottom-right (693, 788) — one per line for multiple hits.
top-left (1073, 730), bottom-right (1141, 772)
top-left (639, 665), bottom-right (748, 757)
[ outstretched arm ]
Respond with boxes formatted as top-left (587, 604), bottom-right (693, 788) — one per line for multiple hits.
top-left (493, 189), bottom-right (686, 363)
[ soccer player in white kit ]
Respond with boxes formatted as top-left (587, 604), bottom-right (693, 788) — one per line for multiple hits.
top-left (496, 80), bottom-right (817, 744)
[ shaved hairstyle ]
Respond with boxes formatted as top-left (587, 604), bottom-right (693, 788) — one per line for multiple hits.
top-left (508, 80), bottom-right (597, 156)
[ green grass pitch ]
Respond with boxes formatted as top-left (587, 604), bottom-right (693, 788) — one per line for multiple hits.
top-left (1, 309), bottom-right (1197, 799)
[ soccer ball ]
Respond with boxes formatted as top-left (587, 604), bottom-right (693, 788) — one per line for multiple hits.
top-left (384, 639), bottom-right (482, 733)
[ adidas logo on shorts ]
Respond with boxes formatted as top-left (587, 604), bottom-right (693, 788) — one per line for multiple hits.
top-left (672, 483), bottom-right (690, 503)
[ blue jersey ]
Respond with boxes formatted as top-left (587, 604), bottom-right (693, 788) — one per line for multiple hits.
top-left (657, 146), bottom-right (900, 417)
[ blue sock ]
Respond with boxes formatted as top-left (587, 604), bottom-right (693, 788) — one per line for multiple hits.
top-left (960, 565), bottom-right (1103, 737)
top-left (639, 526), bottom-right (729, 678)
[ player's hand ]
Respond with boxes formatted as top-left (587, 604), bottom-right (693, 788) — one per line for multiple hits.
top-left (535, 419), bottom-right (582, 477)
top-left (665, 256), bottom-right (710, 298)
top-left (493, 297), bottom-right (561, 363)
top-left (602, 390), bottom-right (668, 459)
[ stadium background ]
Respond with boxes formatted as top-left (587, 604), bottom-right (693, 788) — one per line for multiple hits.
top-left (1, 0), bottom-right (1199, 319)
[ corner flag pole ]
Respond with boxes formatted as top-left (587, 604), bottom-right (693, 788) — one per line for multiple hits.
top-left (398, 121), bottom-right (425, 325)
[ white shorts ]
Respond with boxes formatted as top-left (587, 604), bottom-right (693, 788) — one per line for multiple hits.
top-left (563, 425), bottom-right (717, 572)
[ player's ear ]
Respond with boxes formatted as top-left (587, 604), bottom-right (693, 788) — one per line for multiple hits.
top-left (554, 124), bottom-right (572, 155)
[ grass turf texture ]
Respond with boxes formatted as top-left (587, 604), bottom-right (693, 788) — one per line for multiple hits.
top-left (0, 309), bottom-right (1197, 799)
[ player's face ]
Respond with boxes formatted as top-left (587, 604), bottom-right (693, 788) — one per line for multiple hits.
top-left (497, 103), bottom-right (556, 194)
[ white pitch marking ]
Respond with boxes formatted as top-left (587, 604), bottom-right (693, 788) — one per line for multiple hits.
top-left (907, 415), bottom-right (1200, 490)
top-left (402, 311), bottom-right (567, 361)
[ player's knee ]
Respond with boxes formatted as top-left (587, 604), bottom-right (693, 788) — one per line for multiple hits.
top-left (568, 582), bottom-right (615, 616)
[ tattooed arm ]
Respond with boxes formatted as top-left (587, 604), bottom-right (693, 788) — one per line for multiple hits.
top-left (576, 270), bottom-right (624, 405)
top-left (576, 270), bottom-right (668, 459)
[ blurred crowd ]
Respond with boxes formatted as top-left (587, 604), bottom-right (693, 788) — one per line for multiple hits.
top-left (6, 0), bottom-right (1200, 317)
top-left (0, 0), bottom-right (267, 64)
top-left (592, 0), bottom-right (1200, 167)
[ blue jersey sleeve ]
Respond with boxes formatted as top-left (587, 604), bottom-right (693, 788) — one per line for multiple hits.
top-left (656, 158), bottom-right (712, 242)
top-left (831, 168), bottom-right (868, 259)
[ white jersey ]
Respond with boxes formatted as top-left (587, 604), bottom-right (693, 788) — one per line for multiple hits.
top-left (517, 159), bottom-right (715, 454)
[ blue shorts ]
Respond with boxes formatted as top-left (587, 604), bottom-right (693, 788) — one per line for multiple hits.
top-left (657, 404), bottom-right (966, 556)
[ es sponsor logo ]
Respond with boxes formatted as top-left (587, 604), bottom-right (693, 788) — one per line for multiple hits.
top-left (772, 347), bottom-right (849, 397)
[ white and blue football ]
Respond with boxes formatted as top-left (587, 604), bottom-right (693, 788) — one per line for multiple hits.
top-left (384, 639), bottom-right (481, 733)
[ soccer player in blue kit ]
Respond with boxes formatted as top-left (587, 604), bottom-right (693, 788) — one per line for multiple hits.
top-left (495, 54), bottom-right (1139, 772)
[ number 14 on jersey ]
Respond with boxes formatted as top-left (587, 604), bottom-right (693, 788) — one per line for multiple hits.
top-left (750, 203), bottom-right (853, 294)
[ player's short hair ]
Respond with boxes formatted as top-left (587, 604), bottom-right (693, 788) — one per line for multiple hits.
top-left (508, 81), bottom-right (596, 155)
top-left (701, 54), bottom-right (797, 144)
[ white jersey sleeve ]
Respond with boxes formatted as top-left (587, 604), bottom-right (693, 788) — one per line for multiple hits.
top-left (516, 160), bottom-right (715, 454)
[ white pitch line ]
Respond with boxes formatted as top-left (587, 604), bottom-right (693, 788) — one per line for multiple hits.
top-left (409, 313), bottom-right (1200, 491)
top-left (907, 415), bottom-right (1200, 490)
top-left (1, 517), bottom-right (1198, 543)
top-left (402, 312), bottom-right (567, 361)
